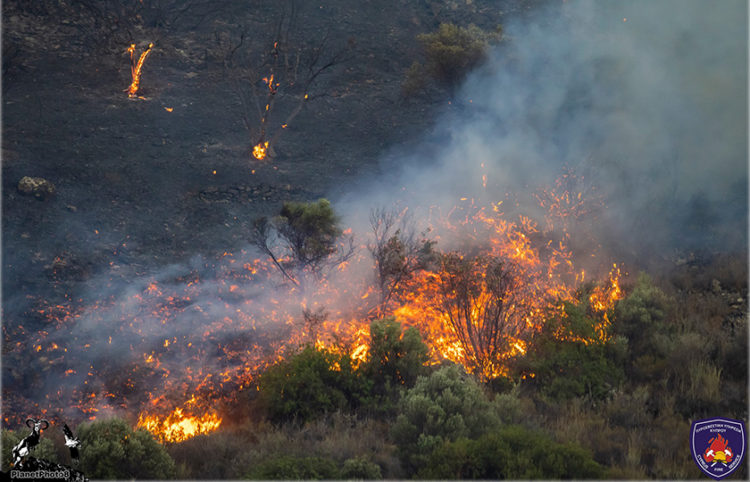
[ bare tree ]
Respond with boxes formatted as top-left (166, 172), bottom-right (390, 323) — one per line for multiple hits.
top-left (368, 208), bottom-right (438, 317)
top-left (433, 253), bottom-right (523, 380)
top-left (218, 0), bottom-right (354, 159)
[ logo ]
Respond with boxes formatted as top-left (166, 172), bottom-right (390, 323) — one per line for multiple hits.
top-left (691, 417), bottom-right (746, 479)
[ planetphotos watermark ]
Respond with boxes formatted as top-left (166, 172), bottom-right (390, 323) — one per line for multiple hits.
top-left (10, 468), bottom-right (70, 479)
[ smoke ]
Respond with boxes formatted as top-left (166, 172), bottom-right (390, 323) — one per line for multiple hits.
top-left (337, 0), bottom-right (748, 260)
top-left (4, 0), bottom-right (746, 429)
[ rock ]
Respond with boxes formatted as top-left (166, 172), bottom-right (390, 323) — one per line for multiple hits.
top-left (18, 176), bottom-right (56, 200)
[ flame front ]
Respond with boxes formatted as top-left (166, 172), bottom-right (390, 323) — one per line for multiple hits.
top-left (4, 171), bottom-right (626, 443)
top-left (137, 396), bottom-right (222, 443)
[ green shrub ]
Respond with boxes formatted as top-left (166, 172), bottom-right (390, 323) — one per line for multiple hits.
top-left (390, 364), bottom-right (500, 472)
top-left (361, 317), bottom-right (429, 411)
top-left (613, 273), bottom-right (674, 377)
top-left (517, 300), bottom-right (625, 401)
top-left (420, 426), bottom-right (604, 479)
top-left (77, 417), bottom-right (175, 479)
top-left (258, 346), bottom-right (366, 424)
top-left (405, 23), bottom-right (502, 94)
top-left (246, 455), bottom-right (340, 480)
top-left (341, 456), bottom-right (382, 479)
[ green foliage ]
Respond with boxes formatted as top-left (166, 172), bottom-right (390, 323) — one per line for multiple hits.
top-left (258, 345), bottom-right (366, 425)
top-left (391, 364), bottom-right (500, 472)
top-left (613, 273), bottom-right (674, 377)
top-left (277, 198), bottom-right (342, 268)
top-left (405, 23), bottom-right (502, 94)
top-left (518, 300), bottom-right (625, 401)
top-left (1, 428), bottom-right (58, 470)
top-left (419, 426), bottom-right (604, 479)
top-left (246, 455), bottom-right (340, 480)
top-left (341, 456), bottom-right (382, 479)
top-left (77, 417), bottom-right (175, 480)
top-left (361, 317), bottom-right (429, 410)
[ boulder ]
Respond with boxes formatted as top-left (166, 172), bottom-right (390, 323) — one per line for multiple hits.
top-left (18, 176), bottom-right (56, 199)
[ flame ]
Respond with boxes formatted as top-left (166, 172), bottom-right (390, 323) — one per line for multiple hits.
top-left (126, 43), bottom-right (154, 98)
top-left (137, 396), bottom-right (222, 443)
top-left (4, 171), bottom-right (625, 443)
top-left (252, 141), bottom-right (269, 160)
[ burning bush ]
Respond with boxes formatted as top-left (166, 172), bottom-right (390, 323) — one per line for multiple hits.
top-left (514, 298), bottom-right (626, 402)
top-left (257, 346), bottom-right (365, 425)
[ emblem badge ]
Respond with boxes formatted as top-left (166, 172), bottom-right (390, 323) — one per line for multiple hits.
top-left (691, 417), bottom-right (746, 479)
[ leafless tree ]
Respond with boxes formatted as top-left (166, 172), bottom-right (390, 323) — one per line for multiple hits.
top-left (433, 253), bottom-right (523, 380)
top-left (218, 0), bottom-right (354, 159)
top-left (368, 208), bottom-right (437, 316)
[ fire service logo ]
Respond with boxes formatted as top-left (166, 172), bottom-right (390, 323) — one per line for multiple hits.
top-left (691, 417), bottom-right (746, 479)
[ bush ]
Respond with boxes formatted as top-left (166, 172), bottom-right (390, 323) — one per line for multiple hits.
top-left (341, 456), bottom-right (382, 479)
top-left (517, 300), bottom-right (625, 401)
top-left (77, 417), bottom-right (175, 479)
top-left (420, 426), bottom-right (604, 479)
top-left (246, 455), bottom-right (340, 480)
top-left (390, 364), bottom-right (500, 472)
top-left (361, 317), bottom-right (429, 410)
top-left (258, 345), bottom-right (366, 425)
top-left (613, 273), bottom-right (674, 377)
top-left (405, 23), bottom-right (502, 95)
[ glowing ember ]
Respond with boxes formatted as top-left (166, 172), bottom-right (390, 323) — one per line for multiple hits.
top-left (252, 140), bottom-right (269, 160)
top-left (126, 43), bottom-right (154, 98)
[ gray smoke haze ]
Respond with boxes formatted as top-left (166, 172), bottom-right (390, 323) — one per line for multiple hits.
top-left (337, 0), bottom-right (748, 261)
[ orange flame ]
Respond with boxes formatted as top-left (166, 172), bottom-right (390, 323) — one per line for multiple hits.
top-left (252, 141), bottom-right (269, 160)
top-left (126, 43), bottom-right (154, 98)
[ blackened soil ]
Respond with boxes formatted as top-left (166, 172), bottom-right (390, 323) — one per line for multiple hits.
top-left (2, 1), bottom-right (538, 315)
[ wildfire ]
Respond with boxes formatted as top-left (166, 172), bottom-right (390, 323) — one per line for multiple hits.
top-left (4, 171), bottom-right (626, 444)
top-left (252, 140), bottom-right (269, 160)
top-left (137, 398), bottom-right (222, 443)
top-left (126, 43), bottom-right (154, 98)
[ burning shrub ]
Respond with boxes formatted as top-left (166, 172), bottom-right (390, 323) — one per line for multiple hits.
top-left (419, 426), bottom-right (604, 479)
top-left (515, 299), bottom-right (626, 402)
top-left (391, 364), bottom-right (500, 473)
top-left (404, 23), bottom-right (502, 95)
top-left (77, 417), bottom-right (175, 480)
top-left (258, 346), bottom-right (366, 425)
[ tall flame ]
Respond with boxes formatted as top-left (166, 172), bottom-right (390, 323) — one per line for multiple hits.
top-left (126, 43), bottom-right (154, 98)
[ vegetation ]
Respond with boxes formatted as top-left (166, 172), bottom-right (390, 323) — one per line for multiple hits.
top-left (403, 22), bottom-right (502, 96)
top-left (3, 261), bottom-right (743, 480)
top-left (77, 417), bottom-right (176, 479)
top-left (258, 345), bottom-right (365, 425)
top-left (420, 426), bottom-right (604, 479)
top-left (252, 198), bottom-right (353, 283)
